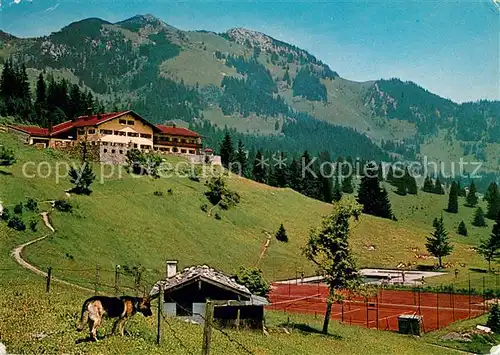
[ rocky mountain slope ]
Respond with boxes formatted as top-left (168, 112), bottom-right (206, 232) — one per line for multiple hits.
top-left (1, 14), bottom-right (499, 170)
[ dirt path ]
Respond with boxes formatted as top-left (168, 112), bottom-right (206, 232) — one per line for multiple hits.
top-left (10, 212), bottom-right (93, 293)
top-left (40, 212), bottom-right (55, 232)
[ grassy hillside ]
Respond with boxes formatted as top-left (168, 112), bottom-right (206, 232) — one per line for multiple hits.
top-left (1, 131), bottom-right (497, 292)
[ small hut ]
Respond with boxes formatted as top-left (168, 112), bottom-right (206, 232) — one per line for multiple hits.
top-left (150, 262), bottom-right (268, 331)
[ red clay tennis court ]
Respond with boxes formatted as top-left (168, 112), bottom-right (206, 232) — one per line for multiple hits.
top-left (268, 283), bottom-right (487, 332)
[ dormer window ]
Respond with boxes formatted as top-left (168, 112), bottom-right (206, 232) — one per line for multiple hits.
top-left (119, 119), bottom-right (126, 125)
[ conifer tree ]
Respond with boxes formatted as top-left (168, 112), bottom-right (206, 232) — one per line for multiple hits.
top-left (395, 178), bottom-right (407, 196)
top-left (465, 181), bottom-right (479, 207)
top-left (301, 151), bottom-right (321, 200)
top-left (386, 165), bottom-right (394, 183)
top-left (426, 216), bottom-right (453, 268)
top-left (457, 221), bottom-right (468, 236)
top-left (357, 163), bottom-right (393, 219)
top-left (472, 207), bottom-right (487, 227)
top-left (332, 177), bottom-right (342, 202)
top-left (0, 146), bottom-right (16, 167)
top-left (220, 131), bottom-right (234, 169)
top-left (35, 72), bottom-right (47, 125)
top-left (423, 176), bottom-right (434, 193)
top-left (447, 181), bottom-right (459, 213)
top-left (252, 150), bottom-right (267, 183)
top-left (487, 304), bottom-right (500, 333)
top-left (434, 177), bottom-right (445, 195)
top-left (68, 163), bottom-right (96, 195)
top-left (477, 214), bottom-right (500, 271)
top-left (341, 175), bottom-right (354, 194)
top-left (275, 223), bottom-right (289, 242)
top-left (486, 182), bottom-right (500, 220)
top-left (288, 158), bottom-right (302, 192)
top-left (319, 151), bottom-right (334, 203)
top-left (405, 167), bottom-right (418, 195)
top-left (234, 139), bottom-right (248, 176)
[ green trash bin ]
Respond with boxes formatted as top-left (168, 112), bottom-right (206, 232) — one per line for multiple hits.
top-left (398, 314), bottom-right (422, 335)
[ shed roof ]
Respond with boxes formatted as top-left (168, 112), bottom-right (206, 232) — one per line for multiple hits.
top-left (150, 265), bottom-right (269, 306)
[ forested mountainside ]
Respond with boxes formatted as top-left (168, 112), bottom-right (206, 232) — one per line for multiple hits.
top-left (0, 14), bottom-right (499, 169)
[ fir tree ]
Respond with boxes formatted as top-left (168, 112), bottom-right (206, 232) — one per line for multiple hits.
top-left (35, 72), bottom-right (47, 125)
top-left (357, 163), bottom-right (393, 219)
top-left (288, 158), bottom-right (302, 192)
top-left (425, 216), bottom-right (453, 268)
top-left (252, 150), bottom-right (267, 183)
top-left (465, 181), bottom-right (479, 207)
top-left (219, 131), bottom-right (234, 169)
top-left (319, 151), bottom-right (334, 203)
top-left (434, 177), bottom-right (445, 195)
top-left (472, 207), bottom-right (487, 227)
top-left (234, 140), bottom-right (248, 176)
top-left (301, 151), bottom-right (321, 200)
top-left (275, 223), bottom-right (289, 242)
top-left (423, 176), bottom-right (434, 193)
top-left (447, 181), bottom-right (459, 213)
top-left (332, 177), bottom-right (342, 202)
top-left (457, 221), bottom-right (468, 236)
top-left (341, 175), bottom-right (354, 194)
top-left (386, 165), bottom-right (394, 183)
top-left (0, 146), bottom-right (16, 167)
top-left (486, 182), bottom-right (500, 220)
top-left (68, 163), bottom-right (96, 195)
top-left (487, 304), bottom-right (500, 333)
top-left (405, 167), bottom-right (418, 195)
top-left (303, 200), bottom-right (362, 334)
top-left (395, 178), bottom-right (407, 196)
top-left (477, 214), bottom-right (500, 271)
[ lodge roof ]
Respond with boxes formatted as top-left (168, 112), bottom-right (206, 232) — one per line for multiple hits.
top-left (150, 265), bottom-right (269, 306)
top-left (156, 125), bottom-right (200, 138)
top-left (9, 111), bottom-right (201, 139)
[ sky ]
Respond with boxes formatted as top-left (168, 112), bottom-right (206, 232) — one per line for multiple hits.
top-left (0, 0), bottom-right (498, 103)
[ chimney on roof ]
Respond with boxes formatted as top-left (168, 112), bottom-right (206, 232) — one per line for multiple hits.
top-left (86, 107), bottom-right (93, 121)
top-left (48, 118), bottom-right (53, 136)
top-left (166, 260), bottom-right (178, 278)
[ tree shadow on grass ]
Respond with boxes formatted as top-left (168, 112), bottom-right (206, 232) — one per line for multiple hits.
top-left (277, 322), bottom-right (343, 340)
top-left (470, 268), bottom-right (489, 274)
top-left (0, 170), bottom-right (12, 176)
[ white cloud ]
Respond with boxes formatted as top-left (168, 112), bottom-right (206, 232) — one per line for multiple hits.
top-left (44, 2), bottom-right (59, 12)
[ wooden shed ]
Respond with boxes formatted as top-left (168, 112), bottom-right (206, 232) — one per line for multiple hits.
top-left (150, 263), bottom-right (268, 331)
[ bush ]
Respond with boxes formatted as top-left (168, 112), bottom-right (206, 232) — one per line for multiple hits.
top-left (54, 200), bottom-right (73, 213)
top-left (205, 176), bottom-right (240, 209)
top-left (1, 208), bottom-right (10, 221)
top-left (457, 221), bottom-right (468, 236)
top-left (168, 188), bottom-right (173, 195)
top-left (8, 216), bottom-right (26, 231)
top-left (275, 223), bottom-right (289, 242)
top-left (13, 203), bottom-right (23, 214)
top-left (26, 198), bottom-right (38, 212)
top-left (487, 304), bottom-right (500, 333)
top-left (200, 204), bottom-right (208, 212)
top-left (29, 218), bottom-right (38, 232)
top-left (153, 190), bottom-right (164, 197)
top-left (214, 212), bottom-right (222, 220)
top-left (234, 267), bottom-right (270, 297)
top-left (189, 174), bottom-right (201, 182)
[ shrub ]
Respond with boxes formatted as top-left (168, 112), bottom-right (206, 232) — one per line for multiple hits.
top-left (167, 188), bottom-right (173, 195)
top-left (214, 212), bottom-right (222, 220)
top-left (54, 200), bottom-right (73, 213)
top-left (189, 174), bottom-right (200, 182)
top-left (205, 176), bottom-right (240, 209)
top-left (487, 304), bottom-right (500, 333)
top-left (13, 203), bottom-right (23, 214)
top-left (200, 204), bottom-right (208, 212)
top-left (234, 267), bottom-right (270, 297)
top-left (26, 198), bottom-right (38, 212)
top-left (275, 223), bottom-right (289, 242)
top-left (8, 216), bottom-right (26, 231)
top-left (1, 208), bottom-right (10, 221)
top-left (457, 221), bottom-right (468, 236)
top-left (0, 146), bottom-right (16, 166)
top-left (29, 218), bottom-right (38, 232)
top-left (153, 190), bottom-right (164, 197)
top-left (69, 163), bottom-right (96, 195)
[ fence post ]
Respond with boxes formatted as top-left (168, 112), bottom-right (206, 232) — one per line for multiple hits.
top-left (114, 265), bottom-right (120, 296)
top-left (436, 290), bottom-right (439, 329)
top-left (202, 300), bottom-right (214, 355)
top-left (94, 265), bottom-right (100, 295)
top-left (468, 274), bottom-right (471, 319)
top-left (156, 286), bottom-right (162, 345)
top-left (135, 270), bottom-right (142, 297)
top-left (46, 267), bottom-right (52, 293)
top-left (483, 275), bottom-right (486, 313)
